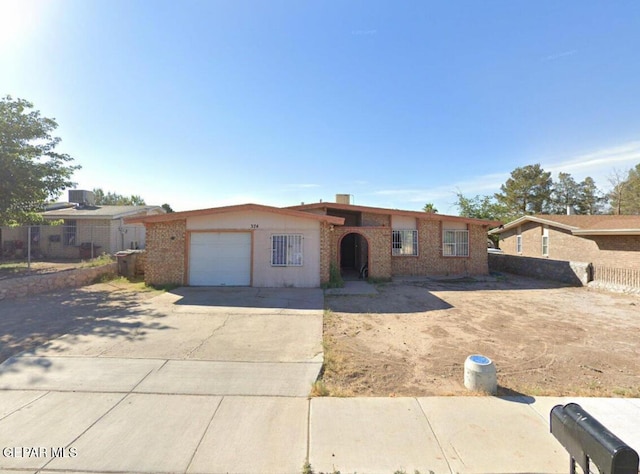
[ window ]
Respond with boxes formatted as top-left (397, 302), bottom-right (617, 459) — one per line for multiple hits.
top-left (516, 227), bottom-right (522, 253)
top-left (443, 229), bottom-right (469, 257)
top-left (542, 226), bottom-right (549, 256)
top-left (63, 220), bottom-right (77, 246)
top-left (392, 230), bottom-right (418, 256)
top-left (271, 234), bottom-right (303, 266)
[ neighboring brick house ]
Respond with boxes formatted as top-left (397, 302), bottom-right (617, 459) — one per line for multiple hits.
top-left (127, 197), bottom-right (499, 288)
top-left (489, 215), bottom-right (640, 288)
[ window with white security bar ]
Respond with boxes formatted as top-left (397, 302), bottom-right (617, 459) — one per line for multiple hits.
top-left (392, 230), bottom-right (418, 256)
top-left (442, 229), bottom-right (469, 257)
top-left (271, 234), bottom-right (304, 266)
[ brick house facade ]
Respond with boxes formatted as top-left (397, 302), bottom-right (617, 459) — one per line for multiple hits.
top-left (490, 215), bottom-right (640, 288)
top-left (128, 200), bottom-right (499, 288)
top-left (289, 201), bottom-right (498, 281)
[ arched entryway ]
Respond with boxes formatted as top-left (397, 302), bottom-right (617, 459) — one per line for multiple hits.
top-left (339, 232), bottom-right (369, 280)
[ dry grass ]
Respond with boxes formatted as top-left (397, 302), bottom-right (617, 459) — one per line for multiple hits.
top-left (319, 279), bottom-right (640, 398)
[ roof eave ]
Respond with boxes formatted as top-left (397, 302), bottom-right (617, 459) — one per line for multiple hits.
top-left (490, 215), bottom-right (579, 234)
top-left (124, 203), bottom-right (345, 226)
top-left (290, 202), bottom-right (500, 227)
top-left (43, 206), bottom-right (162, 221)
top-left (572, 229), bottom-right (640, 236)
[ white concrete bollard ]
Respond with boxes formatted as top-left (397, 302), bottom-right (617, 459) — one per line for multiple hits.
top-left (464, 355), bottom-right (497, 395)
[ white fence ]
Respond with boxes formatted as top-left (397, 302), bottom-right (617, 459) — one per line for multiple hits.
top-left (592, 264), bottom-right (640, 289)
top-left (0, 224), bottom-right (146, 261)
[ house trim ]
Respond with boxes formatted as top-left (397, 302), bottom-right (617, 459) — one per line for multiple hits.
top-left (126, 203), bottom-right (344, 226)
top-left (289, 202), bottom-right (500, 228)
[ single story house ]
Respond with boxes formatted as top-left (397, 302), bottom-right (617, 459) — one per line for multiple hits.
top-left (489, 214), bottom-right (640, 288)
top-left (126, 196), bottom-right (499, 288)
top-left (39, 203), bottom-right (166, 257)
top-left (1, 207), bottom-right (164, 261)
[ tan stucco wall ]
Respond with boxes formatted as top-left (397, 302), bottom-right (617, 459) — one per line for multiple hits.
top-left (391, 215), bottom-right (416, 229)
top-left (187, 210), bottom-right (321, 287)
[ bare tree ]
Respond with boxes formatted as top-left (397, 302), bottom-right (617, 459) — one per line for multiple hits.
top-left (608, 168), bottom-right (628, 215)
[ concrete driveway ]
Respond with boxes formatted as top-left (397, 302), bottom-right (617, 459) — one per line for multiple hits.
top-left (1, 287), bottom-right (324, 394)
top-left (0, 285), bottom-right (324, 473)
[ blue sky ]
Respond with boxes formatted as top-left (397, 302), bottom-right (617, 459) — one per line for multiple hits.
top-left (2, 0), bottom-right (639, 214)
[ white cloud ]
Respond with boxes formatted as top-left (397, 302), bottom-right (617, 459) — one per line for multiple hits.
top-left (541, 141), bottom-right (640, 179)
top-left (373, 171), bottom-right (509, 203)
top-left (368, 140), bottom-right (640, 215)
top-left (542, 50), bottom-right (578, 62)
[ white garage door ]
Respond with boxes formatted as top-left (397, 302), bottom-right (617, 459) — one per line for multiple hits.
top-left (189, 232), bottom-right (251, 286)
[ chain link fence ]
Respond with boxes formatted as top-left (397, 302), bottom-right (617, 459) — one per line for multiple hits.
top-left (0, 224), bottom-right (146, 262)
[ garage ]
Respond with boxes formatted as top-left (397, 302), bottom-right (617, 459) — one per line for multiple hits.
top-left (189, 232), bottom-right (251, 286)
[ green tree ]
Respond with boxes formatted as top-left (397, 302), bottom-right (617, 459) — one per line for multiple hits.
top-left (623, 164), bottom-right (640, 214)
top-left (575, 176), bottom-right (606, 215)
top-left (92, 188), bottom-right (146, 206)
top-left (549, 172), bottom-right (579, 214)
top-left (161, 203), bottom-right (174, 213)
top-left (494, 164), bottom-right (552, 215)
top-left (422, 202), bottom-right (438, 213)
top-left (455, 192), bottom-right (509, 222)
top-left (0, 96), bottom-right (80, 224)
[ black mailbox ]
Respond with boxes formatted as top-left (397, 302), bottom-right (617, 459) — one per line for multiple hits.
top-left (550, 403), bottom-right (639, 474)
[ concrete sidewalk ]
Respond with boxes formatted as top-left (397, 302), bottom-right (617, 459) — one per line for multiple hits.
top-left (2, 354), bottom-right (639, 474)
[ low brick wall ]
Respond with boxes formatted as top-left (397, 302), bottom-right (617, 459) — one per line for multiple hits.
top-left (488, 253), bottom-right (591, 286)
top-left (0, 263), bottom-right (117, 300)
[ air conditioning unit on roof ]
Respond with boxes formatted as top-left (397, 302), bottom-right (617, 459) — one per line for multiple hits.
top-left (69, 190), bottom-right (96, 206)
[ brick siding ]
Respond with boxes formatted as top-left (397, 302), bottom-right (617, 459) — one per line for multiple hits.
top-left (362, 212), bottom-right (390, 227)
top-left (500, 223), bottom-right (640, 269)
top-left (319, 221), bottom-right (332, 284)
top-left (332, 220), bottom-right (489, 280)
top-left (391, 221), bottom-right (488, 276)
top-left (144, 220), bottom-right (186, 286)
top-left (332, 227), bottom-right (392, 279)
top-left (499, 222), bottom-right (640, 288)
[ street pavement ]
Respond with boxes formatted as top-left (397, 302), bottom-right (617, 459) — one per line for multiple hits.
top-left (0, 286), bottom-right (639, 473)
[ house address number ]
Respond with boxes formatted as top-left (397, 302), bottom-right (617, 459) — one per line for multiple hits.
top-left (251, 224), bottom-right (259, 229)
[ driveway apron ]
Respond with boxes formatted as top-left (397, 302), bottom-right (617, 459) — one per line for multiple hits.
top-left (0, 287), bottom-right (323, 473)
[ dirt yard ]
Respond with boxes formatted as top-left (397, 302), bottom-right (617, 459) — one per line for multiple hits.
top-left (0, 258), bottom-right (109, 281)
top-left (322, 274), bottom-right (640, 397)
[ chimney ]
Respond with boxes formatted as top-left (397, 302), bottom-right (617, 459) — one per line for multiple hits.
top-left (336, 194), bottom-right (351, 205)
top-left (566, 205), bottom-right (574, 215)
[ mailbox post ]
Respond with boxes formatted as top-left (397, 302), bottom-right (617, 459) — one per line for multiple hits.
top-left (550, 403), bottom-right (639, 474)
